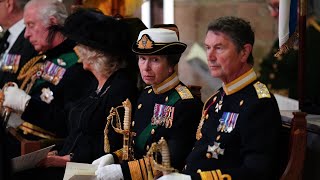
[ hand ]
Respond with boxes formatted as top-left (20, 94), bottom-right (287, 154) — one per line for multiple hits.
top-left (95, 164), bottom-right (123, 180)
top-left (6, 112), bottom-right (23, 128)
top-left (3, 84), bottom-right (30, 112)
top-left (92, 154), bottom-right (114, 168)
top-left (157, 172), bottom-right (192, 180)
top-left (37, 154), bottom-right (70, 168)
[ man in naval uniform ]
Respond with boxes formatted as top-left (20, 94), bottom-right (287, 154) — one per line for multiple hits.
top-left (92, 28), bottom-right (203, 179)
top-left (160, 16), bottom-right (282, 180)
top-left (2, 0), bottom-right (94, 158)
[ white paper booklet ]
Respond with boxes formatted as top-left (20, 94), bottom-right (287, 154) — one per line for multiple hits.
top-left (11, 144), bottom-right (55, 172)
top-left (63, 162), bottom-right (97, 180)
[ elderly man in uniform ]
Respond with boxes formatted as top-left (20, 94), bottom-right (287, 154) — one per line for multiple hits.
top-left (92, 28), bottom-right (203, 180)
top-left (0, 0), bottom-right (37, 88)
top-left (2, 0), bottom-right (94, 158)
top-left (160, 16), bottom-right (282, 180)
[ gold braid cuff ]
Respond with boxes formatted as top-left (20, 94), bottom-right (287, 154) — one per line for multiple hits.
top-left (128, 160), bottom-right (143, 180)
top-left (127, 157), bottom-right (159, 180)
top-left (198, 169), bottom-right (232, 180)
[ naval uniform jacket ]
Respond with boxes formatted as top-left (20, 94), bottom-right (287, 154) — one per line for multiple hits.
top-left (120, 72), bottom-right (203, 180)
top-left (20, 39), bottom-right (94, 138)
top-left (58, 69), bottom-right (138, 163)
top-left (0, 29), bottom-right (37, 87)
top-left (183, 69), bottom-right (282, 180)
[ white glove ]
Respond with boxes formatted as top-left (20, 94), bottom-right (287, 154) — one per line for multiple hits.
top-left (6, 112), bottom-right (23, 128)
top-left (95, 164), bottom-right (123, 180)
top-left (92, 154), bottom-right (114, 168)
top-left (3, 85), bottom-right (31, 112)
top-left (157, 172), bottom-right (192, 180)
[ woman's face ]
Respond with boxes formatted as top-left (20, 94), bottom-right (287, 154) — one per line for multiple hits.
top-left (74, 44), bottom-right (92, 71)
top-left (138, 55), bottom-right (174, 85)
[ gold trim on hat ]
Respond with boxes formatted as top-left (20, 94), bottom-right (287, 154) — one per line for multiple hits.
top-left (137, 34), bottom-right (154, 49)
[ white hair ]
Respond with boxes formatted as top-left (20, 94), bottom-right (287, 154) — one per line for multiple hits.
top-left (25, 0), bottom-right (68, 26)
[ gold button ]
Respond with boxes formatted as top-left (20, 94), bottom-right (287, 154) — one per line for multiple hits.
top-left (205, 114), bottom-right (209, 119)
top-left (138, 104), bottom-right (142, 109)
top-left (206, 153), bottom-right (212, 159)
top-left (216, 135), bottom-right (220, 141)
top-left (146, 145), bottom-right (149, 150)
top-left (165, 96), bottom-right (168, 102)
top-left (148, 89), bottom-right (152, 93)
top-left (151, 129), bottom-right (155, 134)
top-left (197, 169), bottom-right (202, 173)
top-left (240, 100), bottom-right (244, 106)
top-left (132, 121), bottom-right (135, 126)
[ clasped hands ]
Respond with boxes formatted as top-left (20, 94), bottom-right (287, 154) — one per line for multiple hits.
top-left (2, 82), bottom-right (30, 112)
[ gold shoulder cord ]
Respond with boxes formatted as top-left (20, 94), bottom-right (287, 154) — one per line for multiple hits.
top-left (17, 55), bottom-right (45, 92)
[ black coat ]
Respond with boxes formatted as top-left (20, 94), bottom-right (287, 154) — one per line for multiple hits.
top-left (0, 29), bottom-right (37, 87)
top-left (183, 78), bottom-right (282, 180)
top-left (58, 69), bottom-right (138, 163)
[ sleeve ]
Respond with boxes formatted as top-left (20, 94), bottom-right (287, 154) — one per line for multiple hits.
top-left (167, 99), bottom-right (203, 171)
top-left (121, 156), bottom-right (161, 180)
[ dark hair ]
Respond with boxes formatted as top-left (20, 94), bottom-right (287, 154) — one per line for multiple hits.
top-left (166, 54), bottom-right (182, 67)
top-left (207, 16), bottom-right (255, 65)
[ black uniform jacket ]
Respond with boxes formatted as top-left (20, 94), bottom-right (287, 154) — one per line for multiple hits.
top-left (0, 29), bottom-right (37, 87)
top-left (21, 39), bottom-right (94, 138)
top-left (184, 69), bottom-right (282, 180)
top-left (58, 68), bottom-right (138, 163)
top-left (121, 72), bottom-right (203, 179)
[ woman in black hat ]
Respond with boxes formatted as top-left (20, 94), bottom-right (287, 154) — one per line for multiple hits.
top-left (12, 8), bottom-right (138, 180)
top-left (93, 28), bottom-right (203, 180)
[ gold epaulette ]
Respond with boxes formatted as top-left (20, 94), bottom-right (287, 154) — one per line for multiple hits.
top-left (175, 85), bottom-right (193, 100)
top-left (198, 169), bottom-right (232, 180)
top-left (128, 157), bottom-right (161, 180)
top-left (253, 81), bottom-right (271, 99)
top-left (19, 121), bottom-right (56, 139)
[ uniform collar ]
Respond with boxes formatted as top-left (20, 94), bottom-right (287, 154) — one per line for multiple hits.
top-left (223, 68), bottom-right (257, 95)
top-left (152, 72), bottom-right (180, 94)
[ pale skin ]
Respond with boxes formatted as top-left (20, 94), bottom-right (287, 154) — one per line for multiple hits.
top-left (138, 55), bottom-right (174, 86)
top-left (0, 0), bottom-right (24, 29)
top-left (23, 3), bottom-right (65, 52)
top-left (204, 30), bottom-right (252, 84)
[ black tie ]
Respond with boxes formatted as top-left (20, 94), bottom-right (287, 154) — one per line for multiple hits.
top-left (0, 31), bottom-right (10, 54)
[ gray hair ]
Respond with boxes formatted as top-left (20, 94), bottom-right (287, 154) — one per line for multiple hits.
top-left (76, 45), bottom-right (126, 77)
top-left (25, 0), bottom-right (68, 26)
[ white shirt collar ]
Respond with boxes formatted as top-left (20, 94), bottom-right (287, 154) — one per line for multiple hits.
top-left (6, 19), bottom-right (25, 53)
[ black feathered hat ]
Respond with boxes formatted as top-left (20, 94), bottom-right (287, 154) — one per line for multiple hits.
top-left (63, 8), bottom-right (129, 56)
